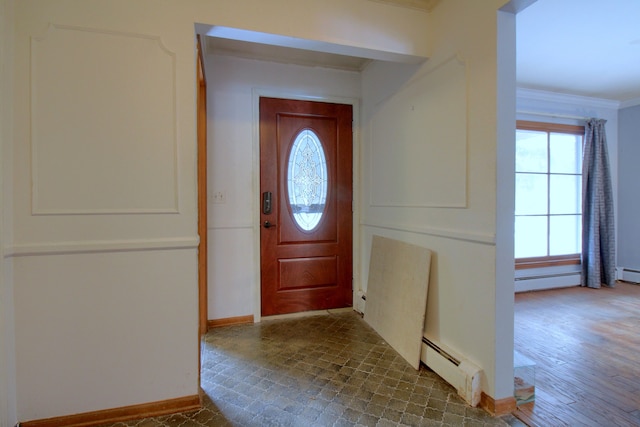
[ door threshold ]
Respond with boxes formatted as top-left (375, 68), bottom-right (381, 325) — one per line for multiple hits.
top-left (261, 307), bottom-right (354, 321)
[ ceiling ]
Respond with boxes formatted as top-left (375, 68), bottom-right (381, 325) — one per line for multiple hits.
top-left (517, 0), bottom-right (640, 103)
top-left (206, 0), bottom-right (640, 104)
top-left (206, 37), bottom-right (373, 71)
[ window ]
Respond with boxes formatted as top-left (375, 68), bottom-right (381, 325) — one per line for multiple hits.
top-left (515, 121), bottom-right (584, 269)
top-left (287, 129), bottom-right (328, 231)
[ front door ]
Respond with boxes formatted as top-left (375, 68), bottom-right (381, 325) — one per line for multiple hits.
top-left (260, 97), bottom-right (353, 316)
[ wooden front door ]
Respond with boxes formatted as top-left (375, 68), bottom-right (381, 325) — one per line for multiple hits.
top-left (260, 97), bottom-right (353, 316)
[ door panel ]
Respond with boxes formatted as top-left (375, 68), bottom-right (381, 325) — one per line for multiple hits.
top-left (260, 97), bottom-right (353, 316)
top-left (278, 256), bottom-right (337, 290)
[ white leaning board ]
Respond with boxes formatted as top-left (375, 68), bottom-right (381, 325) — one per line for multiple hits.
top-left (364, 235), bottom-right (432, 370)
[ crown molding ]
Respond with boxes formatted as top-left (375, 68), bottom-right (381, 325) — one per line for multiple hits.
top-left (367, 0), bottom-right (440, 12)
top-left (619, 97), bottom-right (640, 109)
top-left (517, 88), bottom-right (620, 110)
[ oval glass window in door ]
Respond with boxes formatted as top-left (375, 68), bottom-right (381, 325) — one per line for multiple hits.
top-left (287, 129), bottom-right (328, 231)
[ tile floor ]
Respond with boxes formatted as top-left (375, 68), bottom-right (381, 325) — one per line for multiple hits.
top-left (101, 311), bottom-right (524, 427)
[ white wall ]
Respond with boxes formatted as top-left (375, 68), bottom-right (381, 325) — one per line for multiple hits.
top-left (206, 0), bottom-right (518, 402)
top-left (6, 0), bottom-right (435, 422)
top-left (495, 5), bottom-right (517, 404)
top-left (360, 0), bottom-right (512, 399)
top-left (515, 88), bottom-right (619, 292)
top-left (206, 53), bottom-right (361, 320)
top-left (10, 3), bottom-right (200, 421)
top-left (617, 103), bottom-right (640, 272)
top-left (3, 0), bottom-right (524, 419)
top-left (13, 251), bottom-right (198, 417)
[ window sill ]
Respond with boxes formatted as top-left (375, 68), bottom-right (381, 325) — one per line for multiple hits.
top-left (516, 255), bottom-right (580, 270)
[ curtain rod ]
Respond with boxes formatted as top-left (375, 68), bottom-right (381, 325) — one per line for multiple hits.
top-left (517, 110), bottom-right (592, 121)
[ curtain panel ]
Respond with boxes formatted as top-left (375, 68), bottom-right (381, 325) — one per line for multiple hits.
top-left (581, 118), bottom-right (616, 288)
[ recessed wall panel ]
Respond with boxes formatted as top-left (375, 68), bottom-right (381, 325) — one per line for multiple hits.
top-left (31, 25), bottom-right (178, 214)
top-left (278, 256), bottom-right (337, 290)
top-left (370, 56), bottom-right (467, 207)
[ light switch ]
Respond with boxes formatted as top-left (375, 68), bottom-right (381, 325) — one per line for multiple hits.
top-left (212, 191), bottom-right (226, 204)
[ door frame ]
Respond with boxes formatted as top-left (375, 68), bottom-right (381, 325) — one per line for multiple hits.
top-left (251, 88), bottom-right (362, 320)
top-left (196, 35), bottom-right (208, 336)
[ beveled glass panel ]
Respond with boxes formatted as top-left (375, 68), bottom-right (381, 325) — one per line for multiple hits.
top-left (287, 129), bottom-right (327, 231)
top-left (550, 175), bottom-right (581, 215)
top-left (516, 130), bottom-right (548, 173)
top-left (550, 215), bottom-right (581, 255)
top-left (515, 173), bottom-right (548, 215)
top-left (515, 216), bottom-right (548, 258)
top-left (550, 133), bottom-right (582, 174)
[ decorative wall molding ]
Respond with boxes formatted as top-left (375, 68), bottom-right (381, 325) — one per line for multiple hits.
top-left (362, 220), bottom-right (495, 245)
top-left (5, 237), bottom-right (199, 258)
top-left (30, 24), bottom-right (179, 215)
top-left (619, 96), bottom-right (640, 109)
top-left (517, 87), bottom-right (620, 110)
top-left (369, 54), bottom-right (467, 208)
top-left (208, 223), bottom-right (254, 231)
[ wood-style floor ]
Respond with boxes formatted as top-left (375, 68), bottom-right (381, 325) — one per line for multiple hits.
top-left (513, 281), bottom-right (640, 427)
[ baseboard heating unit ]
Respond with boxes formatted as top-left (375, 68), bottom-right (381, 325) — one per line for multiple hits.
top-left (618, 267), bottom-right (640, 284)
top-left (421, 337), bottom-right (481, 406)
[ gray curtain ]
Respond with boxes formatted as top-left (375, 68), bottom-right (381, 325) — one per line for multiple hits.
top-left (582, 118), bottom-right (616, 288)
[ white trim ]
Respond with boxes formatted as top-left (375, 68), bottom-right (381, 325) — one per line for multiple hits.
top-left (251, 88), bottom-right (361, 322)
top-left (361, 219), bottom-right (495, 245)
top-left (517, 87), bottom-right (620, 110)
top-left (5, 237), bottom-right (199, 257)
top-left (31, 208), bottom-right (181, 216)
top-left (208, 223), bottom-right (253, 230)
top-left (619, 97), bottom-right (640, 109)
top-left (516, 110), bottom-right (591, 121)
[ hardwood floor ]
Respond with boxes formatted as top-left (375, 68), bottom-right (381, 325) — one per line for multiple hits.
top-left (513, 281), bottom-right (640, 427)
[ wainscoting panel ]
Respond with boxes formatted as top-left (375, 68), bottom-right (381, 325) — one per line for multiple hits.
top-left (30, 24), bottom-right (178, 215)
top-left (13, 248), bottom-right (199, 420)
top-left (369, 55), bottom-right (467, 208)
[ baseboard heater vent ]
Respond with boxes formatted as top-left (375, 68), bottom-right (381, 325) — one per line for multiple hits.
top-left (421, 337), bottom-right (482, 407)
top-left (619, 268), bottom-right (640, 284)
top-left (515, 271), bottom-right (579, 281)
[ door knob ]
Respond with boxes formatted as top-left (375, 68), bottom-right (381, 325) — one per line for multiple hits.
top-left (263, 220), bottom-right (276, 229)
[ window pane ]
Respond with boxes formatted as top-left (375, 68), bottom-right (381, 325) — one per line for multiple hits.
top-left (550, 175), bottom-right (581, 214)
top-left (515, 173), bottom-right (548, 215)
top-left (515, 216), bottom-right (548, 258)
top-left (287, 129), bottom-right (327, 231)
top-left (516, 130), bottom-right (547, 173)
top-left (550, 133), bottom-right (582, 174)
top-left (550, 215), bottom-right (581, 255)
